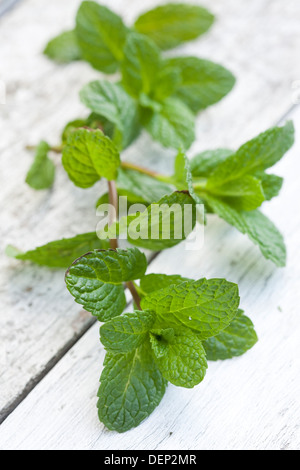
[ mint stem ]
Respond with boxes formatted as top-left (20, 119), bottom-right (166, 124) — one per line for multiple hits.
top-left (26, 144), bottom-right (63, 154)
top-left (121, 161), bottom-right (173, 184)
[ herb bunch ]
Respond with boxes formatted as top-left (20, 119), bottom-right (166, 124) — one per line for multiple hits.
top-left (7, 2), bottom-right (295, 433)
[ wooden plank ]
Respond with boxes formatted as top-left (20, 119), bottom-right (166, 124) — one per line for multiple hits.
top-left (1, 104), bottom-right (299, 450)
top-left (1, 0), bottom-right (300, 431)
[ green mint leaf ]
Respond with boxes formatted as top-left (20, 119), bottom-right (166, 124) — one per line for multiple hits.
top-left (6, 232), bottom-right (109, 268)
top-left (167, 57), bottom-right (236, 113)
top-left (26, 141), bottom-right (55, 190)
top-left (150, 328), bottom-right (207, 388)
top-left (98, 342), bottom-right (167, 432)
top-left (65, 248), bottom-right (147, 321)
top-left (61, 119), bottom-right (88, 145)
top-left (140, 274), bottom-right (190, 296)
top-left (203, 310), bottom-right (258, 361)
top-left (255, 173), bottom-right (284, 201)
top-left (149, 328), bottom-right (175, 357)
top-left (190, 149), bottom-right (234, 178)
top-left (153, 62), bottom-right (182, 102)
top-left (44, 30), bottom-right (82, 63)
top-left (208, 122), bottom-right (295, 186)
top-left (145, 97), bottom-right (195, 150)
top-left (100, 310), bottom-right (155, 354)
top-left (134, 3), bottom-right (214, 50)
top-left (117, 168), bottom-right (173, 205)
top-left (142, 278), bottom-right (240, 340)
top-left (100, 192), bottom-right (197, 251)
top-left (174, 151), bottom-right (206, 222)
top-left (75, 1), bottom-right (128, 73)
top-left (80, 81), bottom-right (140, 150)
top-left (121, 33), bottom-right (161, 99)
top-left (206, 175), bottom-right (266, 211)
top-left (204, 194), bottom-right (286, 267)
top-left (62, 129), bottom-right (120, 188)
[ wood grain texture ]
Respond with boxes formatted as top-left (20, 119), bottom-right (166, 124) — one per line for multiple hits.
top-left (0, 0), bottom-right (300, 449)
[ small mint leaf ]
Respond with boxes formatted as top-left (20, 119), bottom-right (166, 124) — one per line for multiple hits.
top-left (100, 310), bottom-right (155, 354)
top-left (150, 328), bottom-right (207, 388)
top-left (44, 30), bottom-right (81, 63)
top-left (62, 129), bottom-right (120, 188)
top-left (26, 141), bottom-right (55, 190)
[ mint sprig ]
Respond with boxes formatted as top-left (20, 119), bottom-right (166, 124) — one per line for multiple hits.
top-left (64, 249), bottom-right (256, 432)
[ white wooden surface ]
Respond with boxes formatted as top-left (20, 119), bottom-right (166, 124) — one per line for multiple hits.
top-left (0, 0), bottom-right (300, 450)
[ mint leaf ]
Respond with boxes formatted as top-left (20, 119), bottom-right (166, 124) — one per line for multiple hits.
top-left (98, 342), bottom-right (167, 433)
top-left (149, 328), bottom-right (175, 357)
top-left (167, 57), bottom-right (236, 113)
top-left (174, 151), bottom-right (206, 223)
top-left (44, 30), bottom-right (81, 63)
top-left (134, 3), bottom-right (214, 50)
top-left (26, 141), bottom-right (55, 190)
top-left (190, 149), bottom-right (234, 178)
top-left (6, 232), bottom-right (109, 268)
top-left (153, 62), bottom-right (182, 102)
top-left (100, 192), bottom-right (197, 251)
top-left (203, 310), bottom-right (258, 360)
top-left (62, 129), bottom-right (120, 188)
top-left (150, 328), bottom-right (207, 388)
top-left (80, 81), bottom-right (140, 150)
top-left (142, 279), bottom-right (240, 340)
top-left (65, 248), bottom-right (147, 321)
top-left (140, 274), bottom-right (190, 296)
top-left (117, 168), bottom-right (173, 205)
top-left (204, 195), bottom-right (286, 267)
top-left (145, 98), bottom-right (195, 150)
top-left (256, 173), bottom-right (284, 201)
top-left (100, 310), bottom-right (155, 354)
top-left (61, 119), bottom-right (88, 145)
top-left (121, 33), bottom-right (161, 99)
top-left (75, 1), bottom-right (128, 73)
top-left (206, 175), bottom-right (266, 211)
top-left (208, 122), bottom-right (295, 186)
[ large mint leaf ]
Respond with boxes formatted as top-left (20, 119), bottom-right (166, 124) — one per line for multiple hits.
top-left (100, 310), bottom-right (155, 354)
top-left (204, 194), bottom-right (286, 267)
top-left (79, 81), bottom-right (140, 150)
top-left (98, 342), bottom-right (167, 432)
top-left (121, 33), bottom-right (161, 99)
top-left (44, 30), bottom-right (82, 63)
top-left (62, 129), bottom-right (120, 188)
top-left (6, 232), bottom-right (109, 269)
top-left (134, 3), bottom-right (214, 50)
top-left (206, 175), bottom-right (266, 211)
top-left (65, 248), bottom-right (147, 321)
top-left (117, 168), bottom-right (173, 205)
top-left (190, 149), bottom-right (234, 178)
top-left (75, 1), bottom-right (128, 73)
top-left (204, 310), bottom-right (258, 361)
top-left (142, 279), bottom-right (240, 340)
top-left (208, 122), bottom-right (295, 186)
top-left (167, 57), bottom-right (235, 113)
top-left (145, 98), bottom-right (195, 150)
top-left (99, 192), bottom-right (197, 251)
top-left (140, 274), bottom-right (190, 296)
top-left (26, 141), bottom-right (55, 190)
top-left (150, 328), bottom-right (207, 388)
